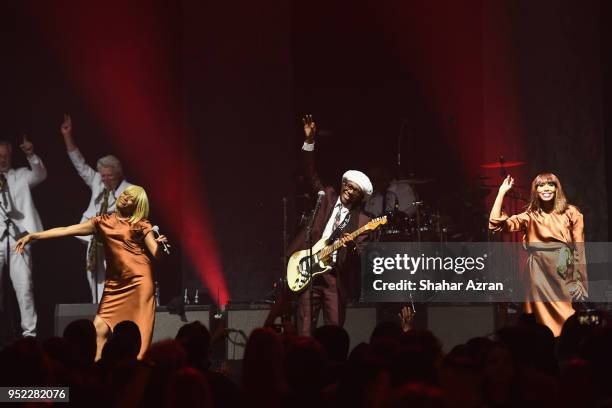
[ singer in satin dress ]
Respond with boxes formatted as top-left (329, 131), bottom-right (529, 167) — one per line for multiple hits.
top-left (90, 212), bottom-right (155, 358)
top-left (16, 185), bottom-right (168, 359)
top-left (489, 173), bottom-right (587, 336)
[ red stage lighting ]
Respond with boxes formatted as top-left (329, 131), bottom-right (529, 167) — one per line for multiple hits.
top-left (29, 1), bottom-right (230, 305)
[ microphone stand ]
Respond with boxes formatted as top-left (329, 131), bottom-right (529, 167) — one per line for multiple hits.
top-left (279, 197), bottom-right (292, 325)
top-left (281, 197), bottom-right (287, 274)
top-left (397, 119), bottom-right (409, 179)
top-left (306, 195), bottom-right (323, 335)
top-left (0, 203), bottom-right (19, 340)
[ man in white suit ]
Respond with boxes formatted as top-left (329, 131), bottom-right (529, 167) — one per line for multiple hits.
top-left (0, 136), bottom-right (47, 337)
top-left (60, 115), bottom-right (132, 303)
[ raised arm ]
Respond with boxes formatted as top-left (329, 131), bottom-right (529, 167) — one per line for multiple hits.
top-left (301, 114), bottom-right (325, 193)
top-left (61, 114), bottom-right (98, 187)
top-left (20, 135), bottom-right (47, 187)
top-left (60, 114), bottom-right (77, 152)
top-left (490, 175), bottom-right (513, 220)
top-left (488, 176), bottom-right (529, 232)
top-left (15, 220), bottom-right (95, 254)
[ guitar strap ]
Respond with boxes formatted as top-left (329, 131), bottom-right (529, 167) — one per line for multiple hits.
top-left (328, 213), bottom-right (351, 243)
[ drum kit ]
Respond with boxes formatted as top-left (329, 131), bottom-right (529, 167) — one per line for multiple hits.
top-left (369, 177), bottom-right (452, 242)
top-left (371, 157), bottom-right (527, 242)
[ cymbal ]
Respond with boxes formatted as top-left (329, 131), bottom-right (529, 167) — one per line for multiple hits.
top-left (480, 184), bottom-right (526, 189)
top-left (480, 161), bottom-right (525, 169)
top-left (395, 178), bottom-right (434, 185)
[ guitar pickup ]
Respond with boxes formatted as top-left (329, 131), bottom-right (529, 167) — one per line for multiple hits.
top-left (299, 255), bottom-right (319, 275)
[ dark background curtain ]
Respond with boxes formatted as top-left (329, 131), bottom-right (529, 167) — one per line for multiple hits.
top-left (0, 0), bottom-right (608, 339)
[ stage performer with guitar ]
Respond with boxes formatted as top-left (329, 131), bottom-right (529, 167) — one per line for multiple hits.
top-left (287, 115), bottom-right (376, 336)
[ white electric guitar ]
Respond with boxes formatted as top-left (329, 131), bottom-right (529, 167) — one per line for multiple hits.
top-left (286, 216), bottom-right (387, 292)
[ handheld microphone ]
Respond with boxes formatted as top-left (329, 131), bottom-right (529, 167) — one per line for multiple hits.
top-left (152, 225), bottom-right (170, 255)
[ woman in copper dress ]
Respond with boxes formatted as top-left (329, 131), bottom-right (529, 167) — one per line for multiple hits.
top-left (489, 173), bottom-right (587, 336)
top-left (16, 185), bottom-right (168, 359)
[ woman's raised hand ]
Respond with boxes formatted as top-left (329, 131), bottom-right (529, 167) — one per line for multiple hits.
top-left (499, 175), bottom-right (514, 194)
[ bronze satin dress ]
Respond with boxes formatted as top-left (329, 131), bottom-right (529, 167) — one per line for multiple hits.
top-left (91, 213), bottom-right (155, 358)
top-left (489, 205), bottom-right (587, 336)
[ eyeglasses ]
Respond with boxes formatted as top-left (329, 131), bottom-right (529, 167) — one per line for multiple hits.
top-left (342, 181), bottom-right (361, 194)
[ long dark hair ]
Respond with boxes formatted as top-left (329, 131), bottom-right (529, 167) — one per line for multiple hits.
top-left (526, 173), bottom-right (568, 214)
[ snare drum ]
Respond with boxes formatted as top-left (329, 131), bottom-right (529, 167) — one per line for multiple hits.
top-left (379, 209), bottom-right (412, 241)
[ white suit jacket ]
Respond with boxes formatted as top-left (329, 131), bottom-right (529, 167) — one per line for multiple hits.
top-left (1, 154), bottom-right (47, 238)
top-left (68, 149), bottom-right (132, 243)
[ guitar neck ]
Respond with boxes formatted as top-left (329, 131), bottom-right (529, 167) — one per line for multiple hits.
top-left (319, 223), bottom-right (370, 260)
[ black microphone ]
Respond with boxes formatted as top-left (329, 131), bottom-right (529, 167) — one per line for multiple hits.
top-left (152, 226), bottom-right (170, 255)
top-left (306, 191), bottom-right (325, 246)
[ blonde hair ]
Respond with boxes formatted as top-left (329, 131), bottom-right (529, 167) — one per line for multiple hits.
top-left (121, 185), bottom-right (149, 224)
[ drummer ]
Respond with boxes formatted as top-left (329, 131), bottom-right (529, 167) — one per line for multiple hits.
top-left (364, 166), bottom-right (393, 217)
top-left (386, 179), bottom-right (419, 217)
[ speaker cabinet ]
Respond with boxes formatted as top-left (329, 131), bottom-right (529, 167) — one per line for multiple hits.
top-left (426, 304), bottom-right (496, 351)
top-left (343, 303), bottom-right (377, 350)
top-left (152, 306), bottom-right (210, 342)
top-left (54, 304), bottom-right (210, 341)
top-left (54, 304), bottom-right (98, 336)
top-left (224, 303), bottom-right (378, 360)
top-left (225, 304), bottom-right (271, 360)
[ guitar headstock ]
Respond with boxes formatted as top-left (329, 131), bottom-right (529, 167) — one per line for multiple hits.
top-left (365, 216), bottom-right (388, 230)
